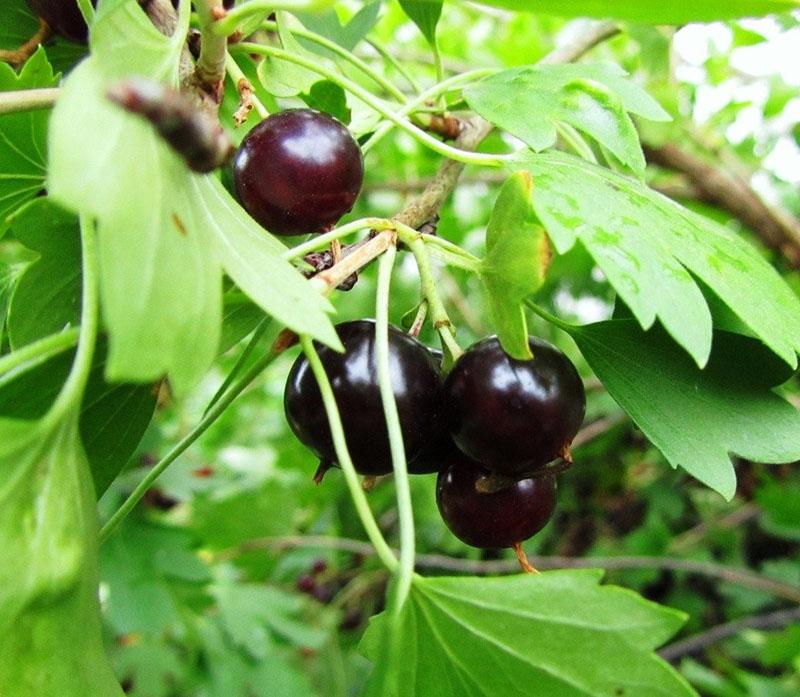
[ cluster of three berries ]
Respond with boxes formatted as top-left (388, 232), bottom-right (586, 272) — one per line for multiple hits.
top-left (284, 321), bottom-right (586, 550)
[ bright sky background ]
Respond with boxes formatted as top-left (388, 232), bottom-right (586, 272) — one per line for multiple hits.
top-left (674, 17), bottom-right (800, 187)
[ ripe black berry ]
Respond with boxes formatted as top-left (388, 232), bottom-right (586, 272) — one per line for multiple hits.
top-left (436, 454), bottom-right (557, 549)
top-left (26, 0), bottom-right (93, 42)
top-left (444, 336), bottom-right (585, 476)
top-left (284, 320), bottom-right (444, 476)
top-left (233, 109), bottom-right (363, 235)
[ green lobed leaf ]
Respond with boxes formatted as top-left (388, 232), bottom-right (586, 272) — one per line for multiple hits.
top-left (297, 2), bottom-right (382, 52)
top-left (465, 63), bottom-right (669, 173)
top-left (360, 570), bottom-right (693, 696)
top-left (0, 0), bottom-right (38, 50)
top-left (0, 262), bottom-right (19, 347)
top-left (569, 319), bottom-right (800, 499)
top-left (0, 338), bottom-right (157, 497)
top-left (259, 12), bottom-right (338, 98)
top-left (113, 637), bottom-right (184, 697)
top-left (399, 0), bottom-right (443, 47)
top-left (755, 481), bottom-right (800, 541)
top-left (214, 581), bottom-right (329, 655)
top-left (520, 151), bottom-right (800, 369)
top-left (48, 0), bottom-right (339, 394)
top-left (78, 344), bottom-right (158, 496)
top-left (200, 619), bottom-right (316, 697)
top-left (301, 79), bottom-right (352, 124)
top-left (461, 0), bottom-right (800, 24)
top-left (0, 414), bottom-right (123, 696)
top-left (0, 48), bottom-right (57, 235)
top-left (6, 199), bottom-right (81, 349)
top-left (480, 171), bottom-right (550, 359)
top-left (100, 520), bottom-right (210, 636)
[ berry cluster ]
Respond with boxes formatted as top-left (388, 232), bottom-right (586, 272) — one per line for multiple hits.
top-left (284, 322), bottom-right (586, 557)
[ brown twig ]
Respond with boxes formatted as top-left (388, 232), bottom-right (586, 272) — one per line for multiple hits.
top-left (572, 413), bottom-right (628, 449)
top-left (213, 534), bottom-right (800, 603)
top-left (0, 17), bottom-right (51, 68)
top-left (366, 174), bottom-right (698, 201)
top-left (658, 607), bottom-right (800, 662)
top-left (668, 502), bottom-right (761, 553)
top-left (537, 21), bottom-right (621, 65)
top-left (107, 78), bottom-right (234, 172)
top-left (644, 142), bottom-right (800, 267)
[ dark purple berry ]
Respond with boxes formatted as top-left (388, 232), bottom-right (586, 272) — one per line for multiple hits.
top-left (311, 584), bottom-right (335, 604)
top-left (405, 345), bottom-right (455, 474)
top-left (436, 454), bottom-right (557, 549)
top-left (284, 320), bottom-right (445, 476)
top-left (444, 336), bottom-right (585, 476)
top-left (233, 109), bottom-right (363, 235)
top-left (26, 0), bottom-right (94, 42)
top-left (296, 574), bottom-right (316, 594)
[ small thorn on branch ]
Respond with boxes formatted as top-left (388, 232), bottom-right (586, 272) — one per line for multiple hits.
top-left (107, 77), bottom-right (234, 173)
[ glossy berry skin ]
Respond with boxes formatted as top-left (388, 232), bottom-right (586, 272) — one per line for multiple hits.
top-left (406, 346), bottom-right (458, 474)
top-left (436, 455), bottom-right (557, 549)
top-left (233, 109), bottom-right (363, 236)
top-left (407, 427), bottom-right (458, 474)
top-left (26, 0), bottom-right (93, 42)
top-left (444, 336), bottom-right (585, 476)
top-left (284, 320), bottom-right (444, 476)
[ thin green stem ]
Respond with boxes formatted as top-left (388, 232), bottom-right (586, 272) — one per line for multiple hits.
top-left (234, 43), bottom-right (508, 167)
top-left (395, 222), bottom-right (463, 360)
top-left (298, 335), bottom-right (398, 572)
top-left (225, 54), bottom-right (269, 119)
top-left (203, 319), bottom-right (270, 416)
top-left (0, 327), bottom-right (80, 386)
top-left (0, 88), bottom-right (60, 114)
top-left (432, 46), bottom-right (446, 110)
top-left (525, 299), bottom-right (573, 332)
top-left (281, 217), bottom-right (394, 261)
top-left (361, 68), bottom-right (496, 155)
top-left (212, 1), bottom-right (354, 35)
top-left (49, 215), bottom-right (99, 422)
top-left (100, 322), bottom-right (286, 544)
top-left (366, 38), bottom-right (421, 94)
top-left (419, 234), bottom-right (482, 272)
top-left (76, 0), bottom-right (94, 24)
top-left (555, 122), bottom-right (597, 164)
top-left (195, 0), bottom-right (228, 89)
top-left (375, 247), bottom-right (415, 613)
top-left (262, 20), bottom-right (407, 103)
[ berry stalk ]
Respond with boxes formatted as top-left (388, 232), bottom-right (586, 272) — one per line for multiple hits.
top-left (375, 246), bottom-right (416, 613)
top-left (298, 335), bottom-right (399, 573)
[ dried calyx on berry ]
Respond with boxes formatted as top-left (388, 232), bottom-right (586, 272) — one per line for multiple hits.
top-left (436, 453), bottom-right (557, 550)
